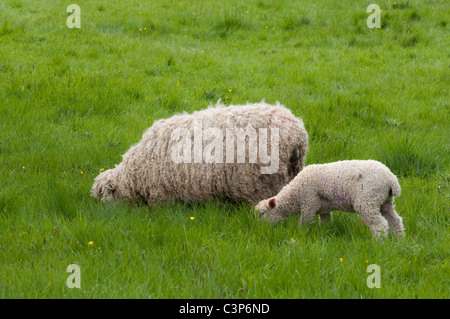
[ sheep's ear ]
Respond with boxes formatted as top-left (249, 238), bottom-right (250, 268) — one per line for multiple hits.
top-left (268, 198), bottom-right (277, 209)
top-left (104, 183), bottom-right (115, 191)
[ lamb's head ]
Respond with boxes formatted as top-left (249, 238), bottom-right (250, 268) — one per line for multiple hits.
top-left (255, 197), bottom-right (284, 223)
top-left (91, 169), bottom-right (124, 203)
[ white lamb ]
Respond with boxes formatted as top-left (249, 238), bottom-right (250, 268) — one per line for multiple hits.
top-left (255, 160), bottom-right (405, 238)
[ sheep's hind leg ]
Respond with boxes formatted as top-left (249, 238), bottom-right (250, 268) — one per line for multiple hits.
top-left (319, 212), bottom-right (332, 226)
top-left (381, 198), bottom-right (405, 238)
top-left (359, 205), bottom-right (389, 239)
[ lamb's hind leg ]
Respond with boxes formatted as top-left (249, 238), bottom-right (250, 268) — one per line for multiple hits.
top-left (358, 204), bottom-right (389, 239)
top-left (381, 198), bottom-right (405, 238)
top-left (319, 212), bottom-right (332, 226)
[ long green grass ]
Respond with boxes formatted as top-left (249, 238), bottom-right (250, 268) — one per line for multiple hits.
top-left (0, 0), bottom-right (449, 298)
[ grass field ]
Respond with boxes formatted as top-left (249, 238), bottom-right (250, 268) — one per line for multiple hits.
top-left (0, 0), bottom-right (449, 298)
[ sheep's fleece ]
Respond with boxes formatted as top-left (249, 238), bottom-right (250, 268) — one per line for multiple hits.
top-left (92, 102), bottom-right (308, 205)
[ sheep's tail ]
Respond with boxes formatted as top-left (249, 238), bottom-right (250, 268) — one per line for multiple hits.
top-left (389, 176), bottom-right (401, 198)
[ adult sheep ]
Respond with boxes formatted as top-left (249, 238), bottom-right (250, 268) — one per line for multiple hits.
top-left (92, 101), bottom-right (308, 206)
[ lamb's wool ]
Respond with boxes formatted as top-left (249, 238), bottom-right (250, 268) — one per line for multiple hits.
top-left (256, 160), bottom-right (404, 238)
top-left (92, 101), bottom-right (308, 205)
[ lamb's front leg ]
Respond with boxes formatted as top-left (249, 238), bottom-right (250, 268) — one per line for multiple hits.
top-left (298, 201), bottom-right (320, 226)
top-left (319, 212), bottom-right (332, 226)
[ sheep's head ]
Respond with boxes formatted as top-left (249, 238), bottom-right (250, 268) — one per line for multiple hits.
top-left (255, 197), bottom-right (284, 223)
top-left (91, 169), bottom-right (122, 203)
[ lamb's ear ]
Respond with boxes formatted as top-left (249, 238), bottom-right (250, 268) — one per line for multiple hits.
top-left (268, 198), bottom-right (277, 209)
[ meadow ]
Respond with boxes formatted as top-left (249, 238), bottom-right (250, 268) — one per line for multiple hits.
top-left (0, 0), bottom-right (448, 298)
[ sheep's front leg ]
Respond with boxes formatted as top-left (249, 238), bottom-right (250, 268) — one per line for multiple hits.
top-left (319, 212), bottom-right (332, 226)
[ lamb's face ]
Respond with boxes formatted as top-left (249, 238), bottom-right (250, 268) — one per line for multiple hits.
top-left (255, 197), bottom-right (284, 223)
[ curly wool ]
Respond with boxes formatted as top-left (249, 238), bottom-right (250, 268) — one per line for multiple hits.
top-left (256, 160), bottom-right (404, 238)
top-left (92, 101), bottom-right (308, 206)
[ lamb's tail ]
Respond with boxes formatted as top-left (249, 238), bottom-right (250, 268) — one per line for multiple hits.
top-left (389, 176), bottom-right (401, 198)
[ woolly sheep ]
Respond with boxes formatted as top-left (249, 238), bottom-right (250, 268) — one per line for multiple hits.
top-left (255, 160), bottom-right (404, 238)
top-left (92, 101), bottom-right (308, 206)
